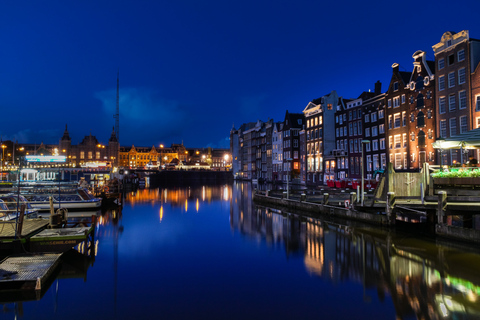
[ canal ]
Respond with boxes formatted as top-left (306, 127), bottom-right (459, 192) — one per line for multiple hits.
top-left (2, 182), bottom-right (480, 319)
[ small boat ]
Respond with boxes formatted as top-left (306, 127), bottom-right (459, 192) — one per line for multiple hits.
top-left (0, 194), bottom-right (39, 221)
top-left (22, 188), bottom-right (102, 211)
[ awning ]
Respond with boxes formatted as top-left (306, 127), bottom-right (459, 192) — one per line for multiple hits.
top-left (432, 128), bottom-right (480, 150)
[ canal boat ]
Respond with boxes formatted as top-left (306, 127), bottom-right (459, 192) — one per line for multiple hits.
top-left (0, 194), bottom-right (39, 221)
top-left (21, 187), bottom-right (102, 211)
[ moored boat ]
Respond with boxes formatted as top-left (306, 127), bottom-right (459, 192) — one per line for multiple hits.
top-left (21, 187), bottom-right (102, 211)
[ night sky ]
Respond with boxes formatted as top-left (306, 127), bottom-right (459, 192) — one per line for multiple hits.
top-left (1, 1), bottom-right (480, 149)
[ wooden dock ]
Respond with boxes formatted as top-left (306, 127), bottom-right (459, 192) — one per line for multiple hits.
top-left (0, 219), bottom-right (49, 239)
top-left (0, 253), bottom-right (62, 293)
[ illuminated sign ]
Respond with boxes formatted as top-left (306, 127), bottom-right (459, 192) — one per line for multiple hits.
top-left (26, 155), bottom-right (67, 163)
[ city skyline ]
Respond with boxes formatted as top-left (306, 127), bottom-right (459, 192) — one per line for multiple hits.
top-left (1, 1), bottom-right (480, 148)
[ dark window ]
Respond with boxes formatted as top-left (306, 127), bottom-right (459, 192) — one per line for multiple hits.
top-left (416, 76), bottom-right (424, 91)
top-left (416, 93), bottom-right (424, 109)
top-left (418, 131), bottom-right (426, 147)
top-left (448, 54), bottom-right (455, 66)
top-left (394, 82), bottom-right (399, 91)
top-left (417, 111), bottom-right (425, 128)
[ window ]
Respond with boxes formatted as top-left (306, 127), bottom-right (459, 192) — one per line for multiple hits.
top-left (395, 153), bottom-right (402, 169)
top-left (458, 49), bottom-right (465, 62)
top-left (307, 120), bottom-right (310, 128)
top-left (381, 154), bottom-right (386, 169)
top-left (373, 154), bottom-right (379, 171)
top-left (448, 72), bottom-right (455, 88)
top-left (372, 140), bottom-right (378, 151)
top-left (427, 109), bottom-right (432, 119)
top-left (394, 135), bottom-right (401, 148)
top-left (438, 58), bottom-right (445, 70)
top-left (388, 99), bottom-right (392, 108)
top-left (394, 113), bottom-right (401, 128)
top-left (450, 118), bottom-right (457, 136)
top-left (372, 126), bottom-right (378, 136)
top-left (365, 142), bottom-right (371, 152)
top-left (402, 111), bottom-right (406, 127)
top-left (389, 136), bottom-right (393, 149)
top-left (418, 131), bottom-right (426, 147)
top-left (449, 95), bottom-right (456, 112)
top-left (416, 93), bottom-right (424, 109)
top-left (380, 138), bottom-right (385, 150)
top-left (439, 96), bottom-right (446, 114)
top-left (393, 96), bottom-right (400, 107)
top-left (410, 95), bottom-right (414, 104)
top-left (388, 115), bottom-right (393, 129)
top-left (378, 110), bottom-right (384, 119)
top-left (379, 124), bottom-right (385, 134)
top-left (410, 113), bottom-right (415, 122)
top-left (365, 114), bottom-right (370, 122)
top-left (460, 115), bottom-right (468, 134)
top-left (366, 155), bottom-right (372, 172)
top-left (428, 129), bottom-right (433, 139)
top-left (448, 54), bottom-right (454, 66)
top-left (439, 75), bottom-right (445, 91)
top-left (365, 128), bottom-right (370, 137)
top-left (401, 94), bottom-right (405, 104)
top-left (80, 151), bottom-right (85, 159)
top-left (459, 91), bottom-right (467, 109)
top-left (394, 82), bottom-right (399, 91)
top-left (477, 95), bottom-right (480, 112)
top-left (458, 68), bottom-right (466, 85)
top-left (371, 112), bottom-right (377, 122)
top-left (440, 120), bottom-right (447, 138)
top-left (417, 111), bottom-right (425, 128)
top-left (88, 151), bottom-right (93, 159)
top-left (96, 151), bottom-right (100, 159)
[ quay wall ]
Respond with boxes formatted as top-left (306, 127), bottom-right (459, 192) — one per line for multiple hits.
top-left (253, 194), bottom-right (390, 226)
top-left (436, 225), bottom-right (480, 244)
top-left (149, 170), bottom-right (233, 185)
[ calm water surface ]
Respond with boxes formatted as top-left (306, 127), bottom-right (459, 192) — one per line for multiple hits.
top-left (2, 182), bottom-right (480, 319)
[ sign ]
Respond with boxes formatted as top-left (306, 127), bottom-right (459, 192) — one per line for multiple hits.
top-left (26, 155), bottom-right (67, 163)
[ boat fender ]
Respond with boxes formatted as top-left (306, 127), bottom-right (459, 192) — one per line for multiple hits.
top-left (344, 200), bottom-right (350, 208)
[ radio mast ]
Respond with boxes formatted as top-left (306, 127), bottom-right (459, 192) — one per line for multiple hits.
top-left (115, 70), bottom-right (120, 142)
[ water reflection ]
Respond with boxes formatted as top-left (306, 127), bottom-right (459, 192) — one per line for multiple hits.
top-left (230, 182), bottom-right (480, 319)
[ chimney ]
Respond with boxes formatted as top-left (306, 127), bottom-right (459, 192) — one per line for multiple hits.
top-left (374, 81), bottom-right (382, 95)
top-left (391, 63), bottom-right (399, 73)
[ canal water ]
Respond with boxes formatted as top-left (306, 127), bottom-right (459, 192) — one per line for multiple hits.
top-left (3, 182), bottom-right (480, 319)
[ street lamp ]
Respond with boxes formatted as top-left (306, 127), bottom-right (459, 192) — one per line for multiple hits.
top-left (361, 140), bottom-right (370, 206)
top-left (286, 158), bottom-right (293, 199)
top-left (1, 145), bottom-right (6, 181)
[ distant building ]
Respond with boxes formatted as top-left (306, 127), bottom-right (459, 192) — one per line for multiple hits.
top-left (282, 110), bottom-right (304, 183)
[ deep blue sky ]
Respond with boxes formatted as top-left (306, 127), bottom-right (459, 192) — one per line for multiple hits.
top-left (1, 1), bottom-right (480, 148)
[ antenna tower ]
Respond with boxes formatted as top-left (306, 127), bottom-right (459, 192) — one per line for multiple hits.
top-left (115, 70), bottom-right (120, 142)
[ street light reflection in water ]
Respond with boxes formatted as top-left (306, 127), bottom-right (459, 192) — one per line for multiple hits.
top-left (2, 182), bottom-right (480, 320)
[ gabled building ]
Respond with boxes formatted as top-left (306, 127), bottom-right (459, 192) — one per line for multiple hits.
top-left (386, 63), bottom-right (411, 170)
top-left (272, 122), bottom-right (283, 182)
top-left (406, 51), bottom-right (436, 168)
top-left (433, 30), bottom-right (480, 165)
top-left (282, 110), bottom-right (304, 183)
top-left (334, 97), bottom-right (351, 180)
top-left (303, 90), bottom-right (338, 186)
top-left (362, 86), bottom-right (386, 179)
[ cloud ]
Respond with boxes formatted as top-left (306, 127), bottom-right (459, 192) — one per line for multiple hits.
top-left (206, 136), bottom-right (230, 149)
top-left (95, 87), bottom-right (188, 144)
top-left (2, 129), bottom-right (60, 144)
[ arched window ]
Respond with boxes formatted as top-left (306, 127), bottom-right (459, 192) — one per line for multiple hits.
top-left (417, 111), bottom-right (425, 127)
top-left (416, 93), bottom-right (424, 109)
top-left (418, 131), bottom-right (426, 147)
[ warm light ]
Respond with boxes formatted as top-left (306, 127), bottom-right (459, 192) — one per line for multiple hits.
top-left (160, 144), bottom-right (164, 148)
top-left (224, 154), bottom-right (229, 161)
top-left (185, 151), bottom-right (188, 154)
top-left (62, 149), bottom-right (66, 152)
top-left (196, 151), bottom-right (199, 155)
top-left (1, 145), bottom-right (6, 149)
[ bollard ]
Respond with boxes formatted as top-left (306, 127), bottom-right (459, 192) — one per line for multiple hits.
top-left (356, 186), bottom-right (360, 203)
top-left (323, 193), bottom-right (329, 205)
top-left (437, 191), bottom-right (447, 225)
top-left (300, 193), bottom-right (306, 202)
top-left (350, 192), bottom-right (357, 208)
top-left (386, 192), bottom-right (395, 224)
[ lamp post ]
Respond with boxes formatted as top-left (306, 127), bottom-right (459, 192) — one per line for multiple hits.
top-left (361, 140), bottom-right (370, 206)
top-left (286, 158), bottom-right (293, 199)
top-left (1, 145), bottom-right (6, 181)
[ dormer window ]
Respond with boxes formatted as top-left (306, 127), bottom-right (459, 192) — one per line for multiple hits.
top-left (447, 39), bottom-right (452, 47)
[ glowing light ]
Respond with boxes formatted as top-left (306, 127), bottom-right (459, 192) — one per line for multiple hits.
top-left (159, 206), bottom-right (163, 222)
top-left (185, 199), bottom-right (188, 212)
top-left (196, 198), bottom-right (199, 212)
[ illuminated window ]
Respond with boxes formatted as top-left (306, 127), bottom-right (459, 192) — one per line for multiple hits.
top-left (80, 151), bottom-right (85, 159)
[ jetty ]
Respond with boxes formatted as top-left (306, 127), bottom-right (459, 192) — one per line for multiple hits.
top-left (253, 162), bottom-right (480, 244)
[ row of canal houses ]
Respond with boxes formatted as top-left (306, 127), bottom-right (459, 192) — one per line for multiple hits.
top-left (230, 30), bottom-right (480, 188)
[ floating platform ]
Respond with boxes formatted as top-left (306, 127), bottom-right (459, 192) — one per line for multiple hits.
top-left (0, 253), bottom-right (62, 293)
top-left (29, 226), bottom-right (94, 252)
